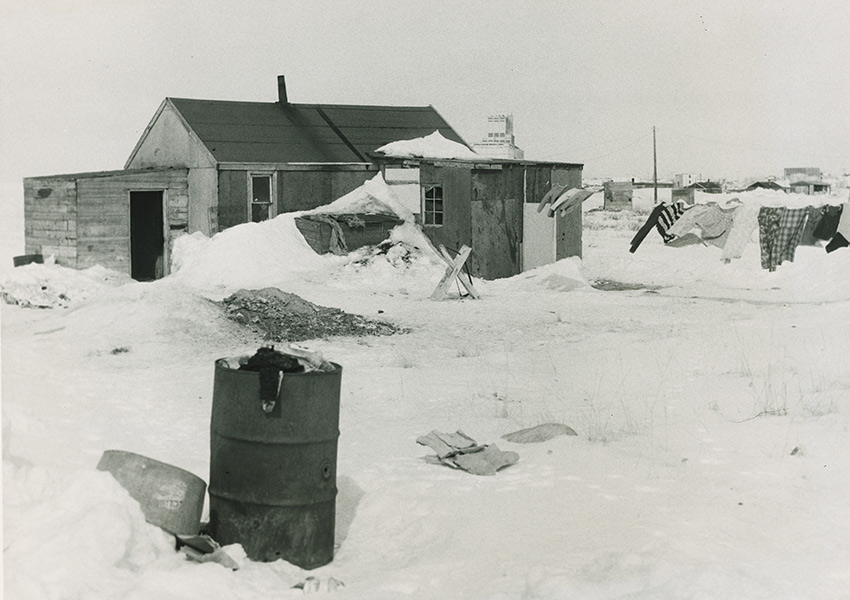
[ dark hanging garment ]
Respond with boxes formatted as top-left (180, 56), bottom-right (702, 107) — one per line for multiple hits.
top-left (798, 206), bottom-right (823, 246)
top-left (813, 205), bottom-right (842, 241)
top-left (629, 202), bottom-right (688, 253)
top-left (629, 204), bottom-right (668, 253)
top-left (655, 202), bottom-right (688, 242)
top-left (758, 206), bottom-right (785, 271)
top-left (825, 233), bottom-right (849, 253)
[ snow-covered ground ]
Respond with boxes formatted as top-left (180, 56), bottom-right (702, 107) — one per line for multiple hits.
top-left (3, 187), bottom-right (850, 599)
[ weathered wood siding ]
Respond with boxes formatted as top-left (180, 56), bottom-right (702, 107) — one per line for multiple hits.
top-left (471, 197), bottom-right (521, 279)
top-left (419, 163), bottom-right (473, 254)
top-left (76, 170), bottom-right (189, 273)
top-left (551, 165), bottom-right (582, 191)
top-left (603, 181), bottom-right (633, 210)
top-left (24, 178), bottom-right (78, 266)
top-left (279, 170), bottom-right (374, 213)
top-left (524, 165), bottom-right (552, 205)
top-left (551, 166), bottom-right (583, 260)
top-left (126, 102), bottom-right (216, 170)
top-left (217, 168), bottom-right (374, 229)
top-left (218, 170), bottom-right (248, 229)
top-left (24, 169), bottom-right (189, 275)
top-left (469, 167), bottom-right (524, 278)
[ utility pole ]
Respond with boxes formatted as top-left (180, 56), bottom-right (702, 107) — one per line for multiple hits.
top-left (652, 126), bottom-right (658, 205)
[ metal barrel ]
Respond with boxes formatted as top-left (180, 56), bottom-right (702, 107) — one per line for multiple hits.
top-left (208, 358), bottom-right (342, 568)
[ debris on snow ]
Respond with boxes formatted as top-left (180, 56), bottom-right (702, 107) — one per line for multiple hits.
top-left (176, 534), bottom-right (241, 571)
top-left (417, 430), bottom-right (519, 476)
top-left (292, 576), bottom-right (345, 593)
top-left (501, 423), bottom-right (578, 444)
top-left (349, 240), bottom-right (417, 270)
top-left (219, 288), bottom-right (408, 342)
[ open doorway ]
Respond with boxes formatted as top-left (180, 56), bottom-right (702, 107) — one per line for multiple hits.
top-left (130, 191), bottom-right (164, 281)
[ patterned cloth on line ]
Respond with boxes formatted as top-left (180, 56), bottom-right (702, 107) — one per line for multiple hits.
top-left (775, 207), bottom-right (809, 266)
top-left (629, 201), bottom-right (689, 253)
top-left (758, 206), bottom-right (784, 271)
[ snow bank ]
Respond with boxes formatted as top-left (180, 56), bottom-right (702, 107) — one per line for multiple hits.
top-left (307, 173), bottom-right (415, 222)
top-left (169, 215), bottom-right (343, 291)
top-left (0, 262), bottom-right (131, 308)
top-left (3, 463), bottom-right (177, 600)
top-left (375, 130), bottom-right (481, 160)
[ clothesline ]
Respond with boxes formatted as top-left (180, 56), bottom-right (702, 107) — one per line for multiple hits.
top-left (629, 198), bottom-right (850, 271)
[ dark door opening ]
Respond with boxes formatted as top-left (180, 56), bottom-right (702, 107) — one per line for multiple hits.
top-left (130, 191), bottom-right (164, 281)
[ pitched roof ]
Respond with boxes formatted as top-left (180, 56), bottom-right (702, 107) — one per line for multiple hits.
top-left (167, 98), bottom-right (469, 164)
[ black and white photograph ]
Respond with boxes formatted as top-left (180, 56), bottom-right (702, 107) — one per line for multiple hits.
top-left (1, 1), bottom-right (849, 598)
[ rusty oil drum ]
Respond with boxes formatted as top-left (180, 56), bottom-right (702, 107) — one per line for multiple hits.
top-left (208, 358), bottom-right (341, 568)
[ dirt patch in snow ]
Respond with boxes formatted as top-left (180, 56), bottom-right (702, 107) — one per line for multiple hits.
top-left (219, 288), bottom-right (408, 342)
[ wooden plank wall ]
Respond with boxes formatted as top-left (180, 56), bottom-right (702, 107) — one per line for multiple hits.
top-left (551, 166), bottom-right (583, 259)
top-left (419, 163), bottom-right (472, 254)
top-left (76, 170), bottom-right (189, 273)
top-left (279, 170), bottom-right (373, 213)
top-left (24, 178), bottom-right (78, 266)
top-left (218, 170), bottom-right (248, 228)
top-left (469, 167), bottom-right (524, 278)
top-left (470, 197), bottom-right (521, 279)
top-left (524, 165), bottom-right (552, 205)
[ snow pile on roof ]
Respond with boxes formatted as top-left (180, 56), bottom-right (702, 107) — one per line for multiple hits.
top-left (375, 131), bottom-right (481, 160)
top-left (307, 173), bottom-right (414, 221)
top-left (169, 215), bottom-right (343, 291)
top-left (0, 262), bottom-right (131, 308)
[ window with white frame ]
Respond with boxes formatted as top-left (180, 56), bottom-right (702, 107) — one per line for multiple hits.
top-left (250, 174), bottom-right (275, 223)
top-left (422, 184), bottom-right (444, 226)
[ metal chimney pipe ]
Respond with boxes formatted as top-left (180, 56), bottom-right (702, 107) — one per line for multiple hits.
top-left (277, 76), bottom-right (288, 104)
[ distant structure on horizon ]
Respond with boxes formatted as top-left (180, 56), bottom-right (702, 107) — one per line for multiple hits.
top-left (673, 173), bottom-right (697, 188)
top-left (784, 167), bottom-right (821, 180)
top-left (472, 114), bottom-right (524, 159)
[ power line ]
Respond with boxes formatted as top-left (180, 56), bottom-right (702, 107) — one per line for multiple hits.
top-left (663, 127), bottom-right (849, 161)
top-left (537, 128), bottom-right (649, 160)
top-left (582, 132), bottom-right (651, 162)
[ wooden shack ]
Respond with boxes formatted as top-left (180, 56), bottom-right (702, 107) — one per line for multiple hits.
top-left (603, 181), bottom-right (633, 210)
top-left (23, 76), bottom-right (468, 280)
top-left (374, 158), bottom-right (583, 280)
top-left (23, 75), bottom-right (584, 281)
top-left (23, 168), bottom-right (188, 280)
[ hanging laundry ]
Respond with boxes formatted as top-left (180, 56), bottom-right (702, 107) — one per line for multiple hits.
top-left (549, 189), bottom-right (594, 217)
top-left (835, 202), bottom-right (850, 240)
top-left (825, 233), bottom-right (849, 253)
top-left (720, 201), bottom-right (761, 262)
top-left (813, 204), bottom-right (843, 241)
top-left (775, 207), bottom-right (809, 266)
top-left (629, 201), bottom-right (688, 253)
top-left (759, 206), bottom-right (808, 271)
top-left (665, 202), bottom-right (737, 249)
top-left (825, 203), bottom-right (850, 253)
top-left (758, 206), bottom-right (784, 271)
top-left (798, 206), bottom-right (824, 246)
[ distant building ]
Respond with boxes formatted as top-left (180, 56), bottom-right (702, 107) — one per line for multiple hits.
top-left (673, 173), bottom-right (697, 188)
top-left (784, 167), bottom-right (821, 180)
top-left (686, 181), bottom-right (723, 194)
top-left (790, 180), bottom-right (831, 195)
top-left (745, 180), bottom-right (788, 192)
top-left (472, 114), bottom-right (524, 159)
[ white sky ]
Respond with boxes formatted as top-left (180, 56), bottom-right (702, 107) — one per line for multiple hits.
top-left (1, 0), bottom-right (848, 193)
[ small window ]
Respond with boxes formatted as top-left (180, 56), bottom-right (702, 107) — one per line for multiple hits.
top-left (422, 185), bottom-right (444, 226)
top-left (250, 174), bottom-right (274, 223)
